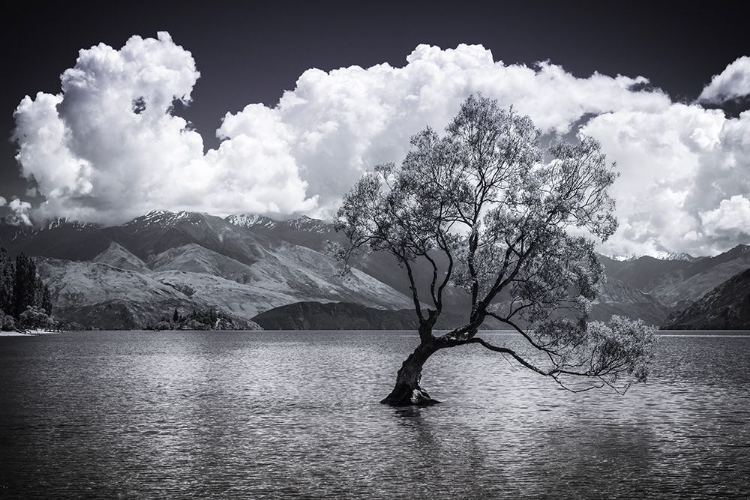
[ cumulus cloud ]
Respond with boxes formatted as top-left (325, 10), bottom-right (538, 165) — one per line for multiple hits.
top-left (13, 32), bottom-right (316, 224)
top-left (5, 198), bottom-right (32, 226)
top-left (699, 56), bottom-right (750, 102)
top-left (580, 104), bottom-right (726, 256)
top-left (0, 196), bottom-right (32, 226)
top-left (12, 36), bottom-right (670, 225)
top-left (10, 33), bottom-right (750, 256)
top-left (700, 195), bottom-right (750, 241)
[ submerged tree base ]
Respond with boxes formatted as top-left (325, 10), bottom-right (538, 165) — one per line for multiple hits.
top-left (380, 383), bottom-right (441, 406)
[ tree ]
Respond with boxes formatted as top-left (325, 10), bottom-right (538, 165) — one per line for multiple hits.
top-left (333, 94), bottom-right (655, 406)
top-left (0, 247), bottom-right (13, 315)
top-left (13, 253), bottom-right (37, 318)
top-left (19, 306), bottom-right (55, 330)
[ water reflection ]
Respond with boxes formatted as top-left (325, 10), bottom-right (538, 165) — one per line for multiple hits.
top-left (0, 331), bottom-right (748, 498)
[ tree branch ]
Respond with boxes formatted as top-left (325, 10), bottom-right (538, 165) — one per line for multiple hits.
top-left (402, 259), bottom-right (424, 323)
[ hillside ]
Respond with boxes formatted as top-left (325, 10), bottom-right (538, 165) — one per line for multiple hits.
top-left (591, 277), bottom-right (671, 325)
top-left (598, 254), bottom-right (695, 292)
top-left (0, 210), bottom-right (690, 329)
top-left (36, 258), bottom-right (262, 329)
top-left (252, 301), bottom-right (504, 330)
top-left (253, 302), bottom-right (424, 330)
top-left (661, 268), bottom-right (750, 330)
top-left (645, 245), bottom-right (750, 306)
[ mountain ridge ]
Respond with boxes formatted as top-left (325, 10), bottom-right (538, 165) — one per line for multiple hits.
top-left (5, 210), bottom-right (747, 329)
top-left (661, 268), bottom-right (750, 330)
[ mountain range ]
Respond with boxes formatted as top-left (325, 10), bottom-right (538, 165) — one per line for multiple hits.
top-left (661, 268), bottom-right (750, 330)
top-left (1, 210), bottom-right (749, 330)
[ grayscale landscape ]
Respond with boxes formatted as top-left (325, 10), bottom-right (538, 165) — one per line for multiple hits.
top-left (1, 2), bottom-right (749, 498)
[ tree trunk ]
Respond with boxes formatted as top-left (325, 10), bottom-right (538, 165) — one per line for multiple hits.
top-left (381, 340), bottom-right (440, 406)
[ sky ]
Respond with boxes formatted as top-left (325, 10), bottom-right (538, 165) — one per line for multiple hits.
top-left (1, 0), bottom-right (749, 257)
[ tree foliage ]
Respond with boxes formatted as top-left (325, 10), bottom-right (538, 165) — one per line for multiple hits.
top-left (333, 94), bottom-right (655, 398)
top-left (0, 246), bottom-right (55, 330)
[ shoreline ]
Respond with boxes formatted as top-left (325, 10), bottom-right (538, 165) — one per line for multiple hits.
top-left (0, 329), bottom-right (61, 337)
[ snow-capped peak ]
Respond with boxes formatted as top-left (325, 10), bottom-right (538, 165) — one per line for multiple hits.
top-left (225, 214), bottom-right (277, 229)
top-left (605, 251), bottom-right (698, 262)
top-left (664, 252), bottom-right (698, 262)
top-left (286, 215), bottom-right (331, 232)
top-left (124, 210), bottom-right (192, 229)
top-left (225, 213), bottom-right (333, 233)
top-left (40, 217), bottom-right (98, 231)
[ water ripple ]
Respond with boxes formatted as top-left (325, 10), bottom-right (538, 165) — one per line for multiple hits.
top-left (0, 330), bottom-right (748, 498)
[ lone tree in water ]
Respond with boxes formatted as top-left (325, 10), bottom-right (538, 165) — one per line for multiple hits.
top-left (333, 94), bottom-right (655, 406)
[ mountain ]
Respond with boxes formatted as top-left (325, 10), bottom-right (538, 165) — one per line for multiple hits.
top-left (253, 301), bottom-right (426, 330)
top-left (3, 212), bottom-right (414, 329)
top-left (1, 210), bottom-right (684, 329)
top-left (252, 301), bottom-right (505, 330)
top-left (598, 254), bottom-right (696, 293)
top-left (35, 257), bottom-right (239, 330)
top-left (591, 278), bottom-right (671, 325)
top-left (645, 245), bottom-right (750, 306)
top-left (93, 242), bottom-right (149, 272)
top-left (0, 218), bottom-right (108, 261)
top-left (661, 268), bottom-right (750, 330)
top-left (599, 245), bottom-right (750, 310)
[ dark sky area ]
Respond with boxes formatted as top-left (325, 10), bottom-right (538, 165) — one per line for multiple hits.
top-left (1, 0), bottom-right (748, 203)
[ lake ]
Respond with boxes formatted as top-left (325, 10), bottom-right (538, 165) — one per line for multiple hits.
top-left (1, 330), bottom-right (749, 498)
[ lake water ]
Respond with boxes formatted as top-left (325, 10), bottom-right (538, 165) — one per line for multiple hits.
top-left (1, 330), bottom-right (749, 499)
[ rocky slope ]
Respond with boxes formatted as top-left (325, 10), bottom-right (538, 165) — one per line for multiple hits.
top-left (600, 246), bottom-right (750, 312)
top-left (0, 210), bottom-right (699, 329)
top-left (661, 268), bottom-right (750, 330)
top-left (36, 257), bottom-right (262, 330)
top-left (599, 254), bottom-right (696, 293)
top-left (645, 245), bottom-right (750, 306)
top-left (591, 278), bottom-right (671, 325)
top-left (10, 212), bottom-right (415, 328)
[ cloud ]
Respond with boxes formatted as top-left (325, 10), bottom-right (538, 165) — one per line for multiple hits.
top-left (245, 46), bottom-right (671, 214)
top-left (10, 33), bottom-right (750, 256)
top-left (699, 56), bottom-right (750, 102)
top-left (579, 104), bottom-right (726, 256)
top-left (13, 32), bottom-right (316, 224)
top-left (12, 36), bottom-right (669, 225)
top-left (700, 195), bottom-right (750, 241)
top-left (6, 198), bottom-right (32, 226)
top-left (0, 196), bottom-right (31, 226)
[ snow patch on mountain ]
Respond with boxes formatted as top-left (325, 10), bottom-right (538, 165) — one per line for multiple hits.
top-left (225, 213), bottom-right (333, 234)
top-left (123, 210), bottom-right (194, 230)
top-left (606, 251), bottom-right (700, 262)
top-left (285, 215), bottom-right (332, 233)
top-left (225, 214), bottom-right (277, 229)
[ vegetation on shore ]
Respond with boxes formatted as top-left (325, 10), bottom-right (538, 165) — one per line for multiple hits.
top-left (0, 246), bottom-right (61, 331)
top-left (146, 306), bottom-right (261, 331)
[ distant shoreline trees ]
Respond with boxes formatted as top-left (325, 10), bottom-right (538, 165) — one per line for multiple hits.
top-left (146, 306), bottom-right (257, 330)
top-left (0, 246), bottom-right (56, 331)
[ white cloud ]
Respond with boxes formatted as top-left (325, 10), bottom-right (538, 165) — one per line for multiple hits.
top-left (12, 37), bottom-right (670, 225)
top-left (699, 56), bottom-right (750, 102)
top-left (701, 195), bottom-right (750, 238)
top-left (214, 44), bottom-right (672, 218)
top-left (10, 33), bottom-right (750, 256)
top-left (7, 198), bottom-right (32, 226)
top-left (580, 104), bottom-right (727, 256)
top-left (0, 196), bottom-right (31, 226)
top-left (13, 32), bottom-right (316, 224)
